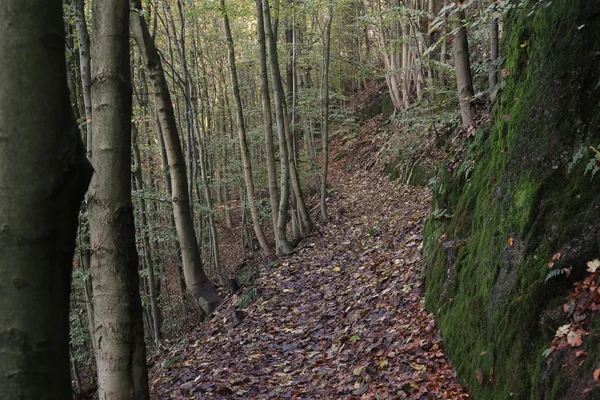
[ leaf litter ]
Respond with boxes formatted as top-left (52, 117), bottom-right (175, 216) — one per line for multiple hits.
top-left (150, 167), bottom-right (469, 399)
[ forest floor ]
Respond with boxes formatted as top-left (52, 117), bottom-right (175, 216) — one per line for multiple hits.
top-left (149, 153), bottom-right (470, 399)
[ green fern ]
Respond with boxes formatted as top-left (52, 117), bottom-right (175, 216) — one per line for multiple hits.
top-left (544, 268), bottom-right (566, 283)
top-left (541, 348), bottom-right (552, 359)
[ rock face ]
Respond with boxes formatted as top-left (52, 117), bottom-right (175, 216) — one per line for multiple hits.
top-left (423, 2), bottom-right (600, 399)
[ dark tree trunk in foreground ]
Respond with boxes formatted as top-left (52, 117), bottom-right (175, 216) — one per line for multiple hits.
top-left (0, 1), bottom-right (92, 398)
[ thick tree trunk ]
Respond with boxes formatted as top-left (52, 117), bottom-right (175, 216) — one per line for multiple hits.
top-left (87, 1), bottom-right (150, 398)
top-left (0, 2), bottom-right (92, 398)
top-left (453, 8), bottom-right (476, 127)
top-left (130, 0), bottom-right (222, 315)
top-left (320, 0), bottom-right (333, 222)
top-left (221, 0), bottom-right (271, 256)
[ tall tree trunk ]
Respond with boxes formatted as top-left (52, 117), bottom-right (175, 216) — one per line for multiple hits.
top-left (221, 0), bottom-right (271, 256)
top-left (453, 8), bottom-right (476, 127)
top-left (193, 109), bottom-right (226, 285)
top-left (74, 0), bottom-right (93, 156)
top-left (263, 0), bottom-right (294, 254)
top-left (0, 2), bottom-right (92, 398)
top-left (155, 103), bottom-right (187, 311)
top-left (489, 4), bottom-right (499, 100)
top-left (130, 0), bottom-right (222, 315)
top-left (320, 0), bottom-right (333, 222)
top-left (132, 125), bottom-right (162, 342)
top-left (88, 0), bottom-right (150, 398)
top-left (256, 0), bottom-right (281, 251)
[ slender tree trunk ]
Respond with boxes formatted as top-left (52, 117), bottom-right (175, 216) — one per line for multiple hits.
top-left (130, 0), bottom-right (222, 315)
top-left (155, 104), bottom-right (187, 310)
top-left (132, 125), bottom-right (162, 342)
top-left (88, 0), bottom-right (150, 398)
top-left (193, 110), bottom-right (226, 285)
top-left (285, 124), bottom-right (313, 233)
top-left (221, 0), bottom-right (271, 256)
top-left (320, 0), bottom-right (333, 222)
top-left (256, 0), bottom-right (281, 251)
top-left (74, 0), bottom-right (93, 156)
top-left (453, 8), bottom-right (476, 127)
top-left (489, 4), bottom-right (499, 100)
top-left (375, 0), bottom-right (403, 111)
top-left (263, 0), bottom-right (294, 254)
top-left (70, 342), bottom-right (83, 395)
top-left (273, 13), bottom-right (312, 235)
top-left (0, 3), bottom-right (92, 398)
top-left (77, 238), bottom-right (96, 335)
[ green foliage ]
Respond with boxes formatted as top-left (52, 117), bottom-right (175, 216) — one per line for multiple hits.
top-left (544, 268), bottom-right (567, 284)
top-left (423, 2), bottom-right (600, 398)
top-left (585, 145), bottom-right (600, 179)
top-left (431, 208), bottom-right (452, 220)
top-left (236, 287), bottom-right (258, 309)
top-left (236, 266), bottom-right (256, 285)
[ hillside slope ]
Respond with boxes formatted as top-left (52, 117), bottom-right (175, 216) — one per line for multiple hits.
top-left (423, 2), bottom-right (600, 398)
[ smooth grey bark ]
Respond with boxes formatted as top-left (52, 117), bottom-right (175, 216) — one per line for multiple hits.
top-left (221, 0), bottom-right (271, 256)
top-left (263, 0), bottom-right (294, 254)
top-left (320, 0), bottom-right (333, 222)
top-left (154, 103), bottom-right (187, 310)
top-left (87, 0), bottom-right (150, 398)
top-left (0, 2), bottom-right (92, 398)
top-left (74, 0), bottom-right (93, 156)
top-left (489, 6), bottom-right (499, 99)
top-left (130, 0), bottom-right (222, 315)
top-left (263, 0), bottom-right (313, 237)
top-left (453, 8), bottom-right (476, 127)
top-left (256, 0), bottom-right (281, 251)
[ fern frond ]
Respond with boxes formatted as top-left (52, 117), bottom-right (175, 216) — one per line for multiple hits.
top-left (544, 268), bottom-right (565, 283)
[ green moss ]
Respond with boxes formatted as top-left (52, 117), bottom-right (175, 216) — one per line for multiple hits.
top-left (423, 2), bottom-right (600, 398)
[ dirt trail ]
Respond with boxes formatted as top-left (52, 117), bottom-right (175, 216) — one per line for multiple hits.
top-left (150, 166), bottom-right (469, 399)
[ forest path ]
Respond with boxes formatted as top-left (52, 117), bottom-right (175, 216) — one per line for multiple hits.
top-left (150, 166), bottom-right (469, 399)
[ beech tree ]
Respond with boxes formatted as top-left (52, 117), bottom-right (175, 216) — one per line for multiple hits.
top-left (320, 0), bottom-right (334, 222)
top-left (0, 1), bottom-right (92, 398)
top-left (87, 0), bottom-right (150, 397)
top-left (221, 0), bottom-right (271, 256)
top-left (130, 0), bottom-right (222, 315)
top-left (453, 6), bottom-right (476, 126)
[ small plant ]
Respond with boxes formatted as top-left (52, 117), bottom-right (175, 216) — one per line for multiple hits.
top-left (236, 266), bottom-right (256, 285)
top-left (541, 347), bottom-right (552, 359)
top-left (544, 268), bottom-right (569, 283)
top-left (584, 145), bottom-right (600, 179)
top-left (431, 208), bottom-right (452, 220)
top-left (162, 356), bottom-right (181, 368)
top-left (236, 287), bottom-right (257, 309)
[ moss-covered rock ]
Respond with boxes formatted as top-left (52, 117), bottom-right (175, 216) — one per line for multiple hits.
top-left (423, 2), bottom-right (600, 398)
